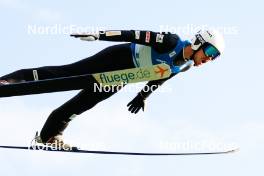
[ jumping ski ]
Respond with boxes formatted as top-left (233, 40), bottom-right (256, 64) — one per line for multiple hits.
top-left (0, 29), bottom-right (228, 158)
top-left (0, 145), bottom-right (238, 156)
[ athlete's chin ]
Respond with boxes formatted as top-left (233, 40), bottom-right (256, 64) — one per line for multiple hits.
top-left (193, 62), bottom-right (202, 67)
top-left (192, 58), bottom-right (201, 67)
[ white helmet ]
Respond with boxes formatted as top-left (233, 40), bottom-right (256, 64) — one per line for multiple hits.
top-left (191, 29), bottom-right (225, 58)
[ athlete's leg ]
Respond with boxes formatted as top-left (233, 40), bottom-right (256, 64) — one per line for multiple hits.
top-left (39, 43), bottom-right (135, 142)
top-left (0, 65), bottom-right (75, 83)
top-left (65, 43), bottom-right (135, 75)
top-left (40, 82), bottom-right (120, 142)
top-left (0, 43), bottom-right (134, 83)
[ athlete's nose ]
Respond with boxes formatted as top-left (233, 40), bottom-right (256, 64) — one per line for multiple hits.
top-left (202, 57), bottom-right (212, 64)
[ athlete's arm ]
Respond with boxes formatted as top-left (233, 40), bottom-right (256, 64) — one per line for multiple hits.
top-left (71, 30), bottom-right (179, 52)
top-left (100, 30), bottom-right (179, 52)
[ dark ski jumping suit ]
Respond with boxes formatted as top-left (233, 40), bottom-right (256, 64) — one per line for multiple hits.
top-left (0, 30), bottom-right (191, 142)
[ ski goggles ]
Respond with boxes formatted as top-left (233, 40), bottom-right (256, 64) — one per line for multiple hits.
top-left (202, 45), bottom-right (220, 60)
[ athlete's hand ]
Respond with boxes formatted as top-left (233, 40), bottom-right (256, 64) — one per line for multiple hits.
top-left (70, 33), bottom-right (99, 41)
top-left (127, 93), bottom-right (145, 114)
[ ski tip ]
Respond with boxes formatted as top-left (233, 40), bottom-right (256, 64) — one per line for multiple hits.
top-left (220, 148), bottom-right (239, 154)
top-left (228, 148), bottom-right (240, 153)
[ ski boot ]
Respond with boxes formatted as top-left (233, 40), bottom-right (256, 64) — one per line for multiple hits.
top-left (32, 132), bottom-right (76, 151)
top-left (0, 80), bottom-right (9, 85)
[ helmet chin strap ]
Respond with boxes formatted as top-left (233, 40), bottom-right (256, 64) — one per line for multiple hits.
top-left (189, 49), bottom-right (198, 61)
top-left (189, 44), bottom-right (204, 61)
top-left (183, 44), bottom-right (196, 61)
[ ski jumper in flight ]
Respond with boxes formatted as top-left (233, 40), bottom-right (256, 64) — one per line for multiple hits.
top-left (0, 29), bottom-right (225, 149)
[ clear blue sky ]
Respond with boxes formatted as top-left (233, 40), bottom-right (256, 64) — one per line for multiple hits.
top-left (0, 0), bottom-right (263, 176)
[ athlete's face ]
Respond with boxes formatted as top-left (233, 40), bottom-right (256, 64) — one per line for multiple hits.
top-left (193, 48), bottom-right (213, 67)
